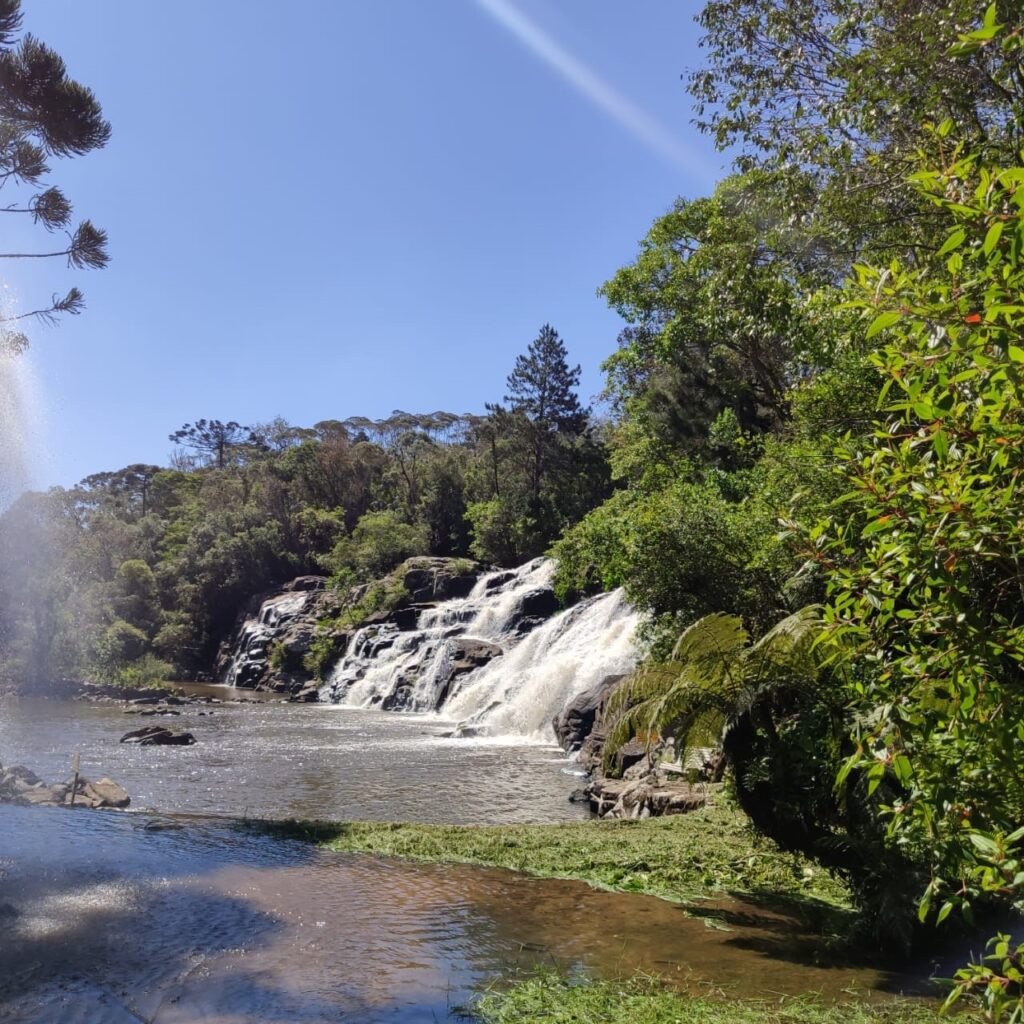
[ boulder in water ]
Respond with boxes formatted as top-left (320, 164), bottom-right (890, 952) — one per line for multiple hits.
top-left (552, 673), bottom-right (625, 753)
top-left (0, 763), bottom-right (130, 809)
top-left (120, 726), bottom-right (196, 746)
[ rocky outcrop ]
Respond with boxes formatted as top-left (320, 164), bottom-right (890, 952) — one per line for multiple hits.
top-left (552, 673), bottom-right (624, 752)
top-left (120, 726), bottom-right (196, 746)
top-left (551, 670), bottom-right (718, 821)
top-left (0, 763), bottom-right (130, 809)
top-left (216, 559), bottom-right (484, 698)
top-left (586, 772), bottom-right (707, 819)
top-left (215, 577), bottom-right (343, 694)
top-left (401, 558), bottom-right (478, 603)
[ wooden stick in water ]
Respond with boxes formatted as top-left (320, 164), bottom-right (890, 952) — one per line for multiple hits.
top-left (69, 752), bottom-right (80, 808)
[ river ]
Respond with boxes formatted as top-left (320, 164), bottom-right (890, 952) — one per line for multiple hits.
top-left (0, 689), bottom-right (589, 824)
top-left (0, 805), bottom-right (921, 1023)
top-left (0, 691), bottom-right (931, 1022)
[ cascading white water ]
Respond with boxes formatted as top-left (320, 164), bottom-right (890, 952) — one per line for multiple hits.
top-left (323, 558), bottom-right (642, 744)
top-left (225, 590), bottom-right (309, 685)
top-left (444, 588), bottom-right (640, 742)
top-left (323, 558), bottom-right (556, 710)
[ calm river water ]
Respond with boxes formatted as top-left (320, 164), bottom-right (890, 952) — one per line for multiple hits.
top-left (0, 688), bottom-right (589, 823)
top-left (0, 806), bottom-right (923, 1023)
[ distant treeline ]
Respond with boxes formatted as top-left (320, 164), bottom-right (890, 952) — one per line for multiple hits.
top-left (0, 325), bottom-right (609, 684)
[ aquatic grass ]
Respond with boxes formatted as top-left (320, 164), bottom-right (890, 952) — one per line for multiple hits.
top-left (257, 802), bottom-right (851, 913)
top-left (468, 973), bottom-right (953, 1024)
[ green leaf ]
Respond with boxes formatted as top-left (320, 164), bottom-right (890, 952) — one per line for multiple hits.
top-left (983, 221), bottom-right (1005, 256)
top-left (867, 311), bottom-right (902, 338)
top-left (891, 755), bottom-right (912, 786)
top-left (938, 228), bottom-right (966, 256)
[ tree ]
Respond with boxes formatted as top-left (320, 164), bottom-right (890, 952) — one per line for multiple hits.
top-left (0, 0), bottom-right (110, 352)
top-left (464, 326), bottom-right (605, 564)
top-left (600, 172), bottom-right (843, 450)
top-left (812, 135), bottom-right (1024, 1017)
top-left (79, 464), bottom-right (162, 518)
top-left (688, 1), bottom-right (1023, 267)
top-left (504, 323), bottom-right (588, 501)
top-left (169, 420), bottom-right (261, 470)
top-left (691, 0), bottom-right (1023, 175)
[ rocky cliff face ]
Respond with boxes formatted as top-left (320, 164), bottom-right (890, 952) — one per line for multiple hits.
top-left (215, 558), bottom-right (486, 700)
top-left (215, 575), bottom-right (341, 695)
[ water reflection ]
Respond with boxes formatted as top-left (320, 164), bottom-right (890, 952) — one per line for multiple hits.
top-left (0, 807), bottom-right (926, 1023)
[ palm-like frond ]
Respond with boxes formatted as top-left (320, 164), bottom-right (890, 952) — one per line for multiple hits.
top-left (604, 613), bottom-right (748, 768)
top-left (603, 607), bottom-right (829, 772)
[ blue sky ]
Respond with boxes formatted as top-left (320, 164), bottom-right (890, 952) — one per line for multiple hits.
top-left (8, 1), bottom-right (723, 488)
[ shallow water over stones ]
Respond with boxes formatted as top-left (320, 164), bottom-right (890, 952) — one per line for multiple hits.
top-left (0, 806), bottom-right (925, 1023)
top-left (0, 693), bottom-right (590, 824)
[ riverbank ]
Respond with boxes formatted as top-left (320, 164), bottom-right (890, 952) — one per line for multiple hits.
top-left (269, 802), bottom-right (959, 1022)
top-left (472, 974), bottom-right (948, 1024)
top-left (265, 801), bottom-right (851, 915)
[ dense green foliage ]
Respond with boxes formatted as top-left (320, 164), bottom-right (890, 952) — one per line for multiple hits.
top-left (0, 329), bottom-right (607, 687)
top-left (552, 2), bottom-right (1024, 1018)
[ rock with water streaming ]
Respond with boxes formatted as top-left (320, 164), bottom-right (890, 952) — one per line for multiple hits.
top-left (552, 673), bottom-right (625, 753)
top-left (216, 558), bottom-right (483, 696)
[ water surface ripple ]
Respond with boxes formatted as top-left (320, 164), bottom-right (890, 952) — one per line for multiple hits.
top-left (0, 806), bottom-right (922, 1023)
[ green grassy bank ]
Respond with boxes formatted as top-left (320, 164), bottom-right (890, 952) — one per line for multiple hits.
top-left (262, 802), bottom-right (848, 911)
top-left (470, 974), bottom-right (947, 1024)
top-left (261, 804), bottom-right (962, 1023)
top-left (264, 802), bottom-right (849, 906)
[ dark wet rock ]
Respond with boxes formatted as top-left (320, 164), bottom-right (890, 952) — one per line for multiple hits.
top-left (402, 558), bottom-right (479, 603)
top-left (120, 726), bottom-right (196, 746)
top-left (483, 570), bottom-right (517, 592)
top-left (504, 587), bottom-right (560, 637)
top-left (290, 683), bottom-right (321, 703)
top-left (451, 638), bottom-right (502, 675)
top-left (552, 673), bottom-right (625, 753)
top-left (361, 606), bottom-right (420, 631)
top-left (518, 588), bottom-right (559, 619)
top-left (283, 576), bottom-right (327, 593)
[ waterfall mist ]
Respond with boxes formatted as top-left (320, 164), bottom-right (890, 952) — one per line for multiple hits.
top-left (0, 338), bottom-right (55, 691)
top-left (0, 347), bottom-right (42, 509)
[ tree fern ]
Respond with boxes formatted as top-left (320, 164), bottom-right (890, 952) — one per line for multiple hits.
top-left (604, 606), bottom-right (826, 772)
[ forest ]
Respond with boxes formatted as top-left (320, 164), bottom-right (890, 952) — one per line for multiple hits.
top-left (2, 0), bottom-right (1024, 1020)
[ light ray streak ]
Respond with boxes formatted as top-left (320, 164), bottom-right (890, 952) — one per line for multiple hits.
top-left (473, 0), bottom-right (707, 175)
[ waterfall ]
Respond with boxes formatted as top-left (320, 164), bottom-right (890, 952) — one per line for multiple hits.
top-left (224, 591), bottom-right (309, 685)
top-left (323, 558), bottom-right (642, 744)
top-left (444, 588), bottom-right (640, 742)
